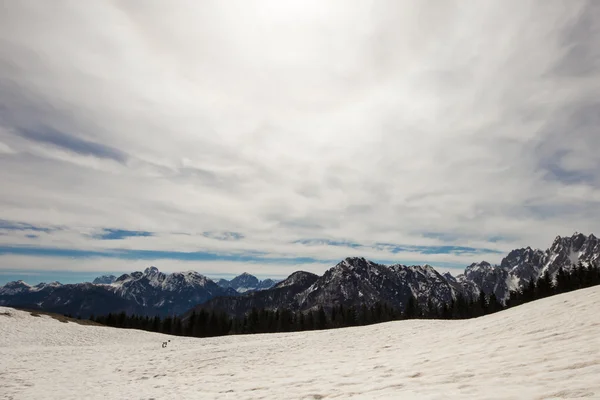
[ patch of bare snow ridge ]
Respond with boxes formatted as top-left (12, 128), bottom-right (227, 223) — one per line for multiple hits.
top-left (1, 287), bottom-right (599, 399)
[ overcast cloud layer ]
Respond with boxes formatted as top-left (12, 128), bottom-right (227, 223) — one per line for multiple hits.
top-left (0, 1), bottom-right (599, 280)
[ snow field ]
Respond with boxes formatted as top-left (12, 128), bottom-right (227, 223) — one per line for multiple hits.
top-left (1, 286), bottom-right (600, 399)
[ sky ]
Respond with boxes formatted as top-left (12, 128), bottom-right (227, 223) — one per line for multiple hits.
top-left (0, 1), bottom-right (599, 285)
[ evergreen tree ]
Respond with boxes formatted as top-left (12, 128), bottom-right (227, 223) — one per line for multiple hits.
top-left (488, 293), bottom-right (501, 314)
top-left (316, 307), bottom-right (327, 330)
top-left (404, 295), bottom-right (417, 319)
top-left (186, 311), bottom-right (197, 336)
top-left (298, 312), bottom-right (306, 331)
top-left (478, 291), bottom-right (487, 316)
top-left (306, 311), bottom-right (315, 331)
top-left (555, 267), bottom-right (568, 293)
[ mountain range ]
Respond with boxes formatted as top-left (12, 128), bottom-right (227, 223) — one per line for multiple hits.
top-left (0, 268), bottom-right (242, 318)
top-left (191, 232), bottom-right (600, 317)
top-left (1, 232), bottom-right (598, 318)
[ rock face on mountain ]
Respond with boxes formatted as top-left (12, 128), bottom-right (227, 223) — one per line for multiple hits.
top-left (0, 267), bottom-right (235, 318)
top-left (188, 271), bottom-right (319, 318)
top-left (216, 273), bottom-right (278, 293)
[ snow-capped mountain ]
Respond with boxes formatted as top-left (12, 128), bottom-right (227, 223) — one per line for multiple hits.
top-left (216, 273), bottom-right (278, 293)
top-left (0, 280), bottom-right (33, 296)
top-left (108, 266), bottom-right (237, 314)
top-left (92, 275), bottom-right (117, 285)
top-left (297, 257), bottom-right (461, 311)
top-left (458, 232), bottom-right (600, 303)
top-left (0, 267), bottom-right (236, 318)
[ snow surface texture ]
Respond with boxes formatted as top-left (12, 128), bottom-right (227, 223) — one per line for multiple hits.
top-left (1, 287), bottom-right (600, 399)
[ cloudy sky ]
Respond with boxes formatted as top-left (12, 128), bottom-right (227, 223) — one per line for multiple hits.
top-left (0, 1), bottom-right (599, 284)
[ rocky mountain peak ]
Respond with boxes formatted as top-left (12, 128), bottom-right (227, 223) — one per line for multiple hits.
top-left (230, 272), bottom-right (259, 286)
top-left (341, 257), bottom-right (369, 268)
top-left (464, 261), bottom-right (494, 274)
top-left (571, 232), bottom-right (587, 251)
top-left (216, 273), bottom-right (278, 293)
top-left (143, 266), bottom-right (160, 276)
top-left (0, 280), bottom-right (33, 296)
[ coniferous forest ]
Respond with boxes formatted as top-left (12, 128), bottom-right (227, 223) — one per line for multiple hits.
top-left (89, 262), bottom-right (600, 338)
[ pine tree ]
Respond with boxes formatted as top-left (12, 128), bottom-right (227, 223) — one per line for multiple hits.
top-left (186, 312), bottom-right (196, 336)
top-left (298, 312), bottom-right (306, 331)
top-left (555, 267), bottom-right (568, 293)
top-left (163, 316), bottom-right (174, 334)
top-left (405, 295), bottom-right (417, 319)
top-left (478, 291), bottom-right (487, 316)
top-left (488, 293), bottom-right (501, 314)
top-left (316, 307), bottom-right (327, 330)
top-left (306, 311), bottom-right (315, 331)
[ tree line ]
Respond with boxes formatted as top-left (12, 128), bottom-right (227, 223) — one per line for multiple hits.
top-left (89, 261), bottom-right (600, 338)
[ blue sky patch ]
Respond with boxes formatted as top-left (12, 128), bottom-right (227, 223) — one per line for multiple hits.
top-left (294, 238), bottom-right (362, 248)
top-left (0, 245), bottom-right (331, 265)
top-left (93, 229), bottom-right (154, 240)
top-left (295, 238), bottom-right (502, 256)
top-left (0, 219), bottom-right (54, 233)
top-left (202, 231), bottom-right (245, 241)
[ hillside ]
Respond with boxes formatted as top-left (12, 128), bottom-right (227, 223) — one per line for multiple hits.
top-left (1, 287), bottom-right (599, 399)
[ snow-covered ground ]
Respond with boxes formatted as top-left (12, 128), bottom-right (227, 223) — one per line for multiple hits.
top-left (1, 288), bottom-right (600, 400)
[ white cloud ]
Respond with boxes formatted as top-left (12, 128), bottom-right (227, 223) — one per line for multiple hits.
top-left (0, 1), bottom-right (599, 276)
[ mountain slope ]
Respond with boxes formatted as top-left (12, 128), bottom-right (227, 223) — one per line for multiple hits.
top-left (2, 286), bottom-right (599, 399)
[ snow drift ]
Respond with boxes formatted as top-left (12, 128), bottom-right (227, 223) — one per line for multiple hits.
top-left (1, 287), bottom-right (599, 399)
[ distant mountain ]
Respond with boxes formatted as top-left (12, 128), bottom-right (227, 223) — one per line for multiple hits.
top-left (92, 275), bottom-right (117, 285)
top-left (0, 280), bottom-right (34, 296)
top-left (0, 267), bottom-right (236, 318)
top-left (216, 273), bottom-right (278, 293)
